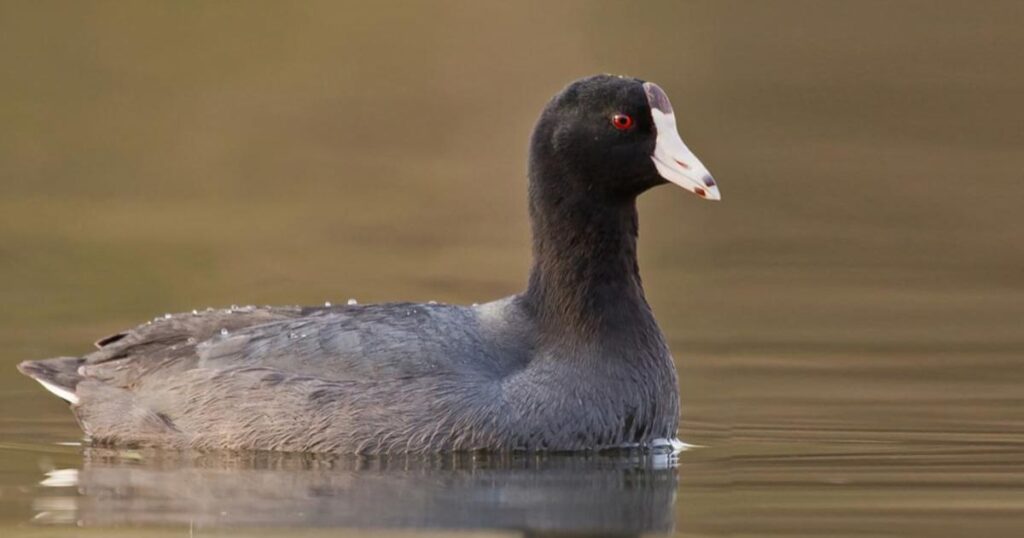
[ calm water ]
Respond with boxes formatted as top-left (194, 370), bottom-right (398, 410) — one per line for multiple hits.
top-left (2, 1), bottom-right (1023, 536)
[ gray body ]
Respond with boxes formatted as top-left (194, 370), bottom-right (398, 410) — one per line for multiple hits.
top-left (21, 297), bottom-right (679, 453)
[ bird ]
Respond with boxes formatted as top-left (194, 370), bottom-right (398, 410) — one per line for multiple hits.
top-left (18, 74), bottom-right (720, 454)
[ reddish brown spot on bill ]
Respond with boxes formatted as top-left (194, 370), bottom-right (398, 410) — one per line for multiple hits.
top-left (694, 187), bottom-right (706, 197)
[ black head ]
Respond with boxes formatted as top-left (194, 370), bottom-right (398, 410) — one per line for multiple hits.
top-left (529, 74), bottom-right (719, 203)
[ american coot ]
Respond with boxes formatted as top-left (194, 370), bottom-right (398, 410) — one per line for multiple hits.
top-left (19, 74), bottom-right (719, 454)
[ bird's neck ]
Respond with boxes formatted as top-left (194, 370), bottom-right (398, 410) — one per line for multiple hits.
top-left (523, 183), bottom-right (660, 349)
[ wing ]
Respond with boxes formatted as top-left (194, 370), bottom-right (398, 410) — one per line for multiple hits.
top-left (25, 299), bottom-right (531, 452)
top-left (79, 302), bottom-right (505, 388)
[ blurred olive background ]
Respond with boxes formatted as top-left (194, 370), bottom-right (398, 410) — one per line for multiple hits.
top-left (2, 0), bottom-right (1023, 464)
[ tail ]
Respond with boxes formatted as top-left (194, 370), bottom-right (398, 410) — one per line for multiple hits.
top-left (17, 357), bottom-right (85, 405)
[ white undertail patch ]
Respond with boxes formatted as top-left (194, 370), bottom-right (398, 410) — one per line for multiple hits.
top-left (34, 378), bottom-right (79, 405)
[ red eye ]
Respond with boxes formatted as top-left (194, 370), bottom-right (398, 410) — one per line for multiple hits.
top-left (611, 113), bottom-right (634, 131)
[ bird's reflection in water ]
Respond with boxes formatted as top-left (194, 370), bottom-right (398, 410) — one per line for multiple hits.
top-left (38, 447), bottom-right (679, 536)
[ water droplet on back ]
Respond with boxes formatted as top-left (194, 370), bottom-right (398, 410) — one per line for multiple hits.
top-left (347, 298), bottom-right (358, 305)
